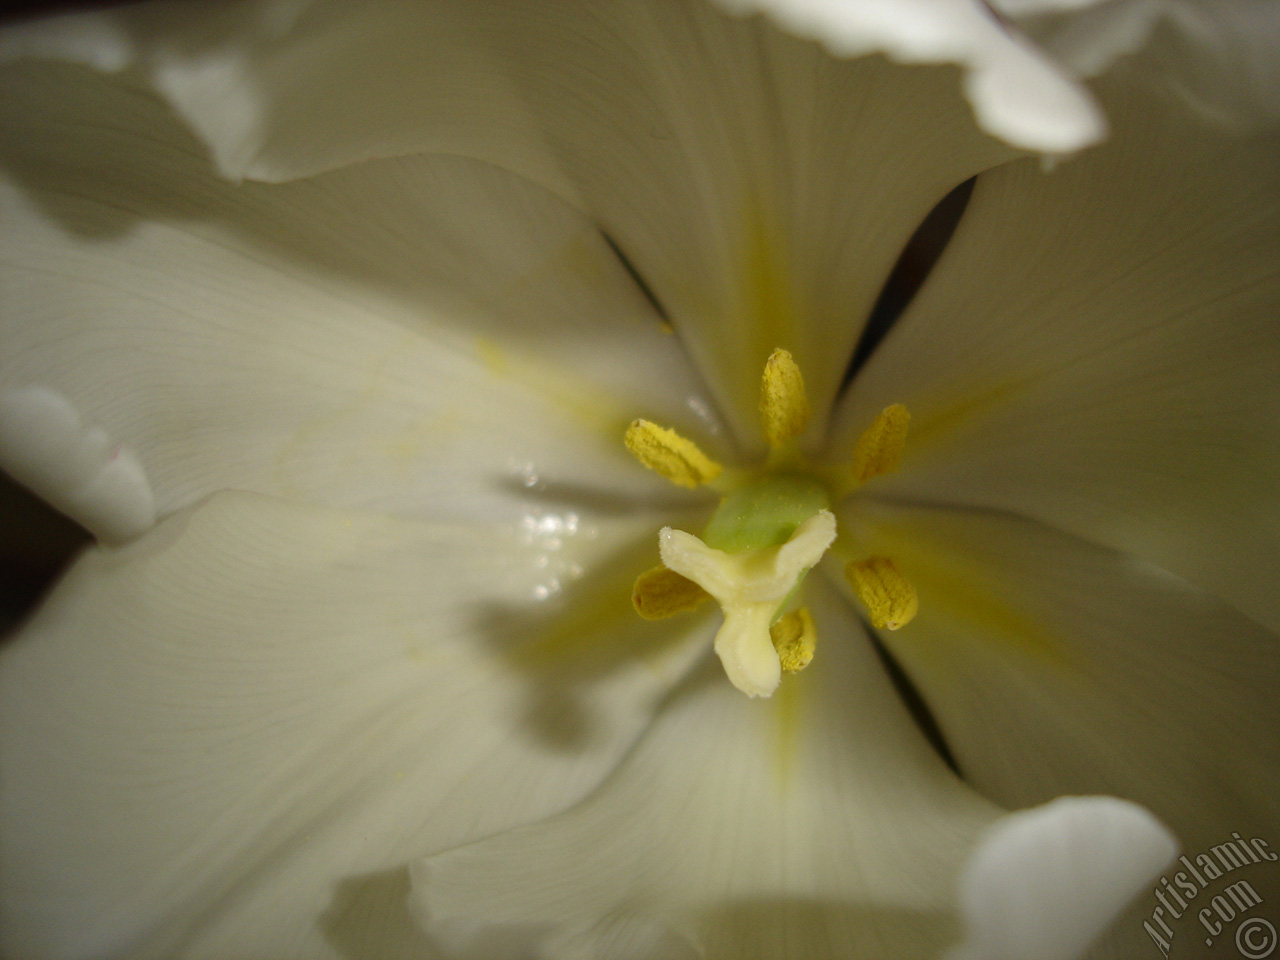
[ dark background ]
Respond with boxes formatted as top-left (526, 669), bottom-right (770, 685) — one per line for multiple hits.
top-left (1, 0), bottom-right (105, 635)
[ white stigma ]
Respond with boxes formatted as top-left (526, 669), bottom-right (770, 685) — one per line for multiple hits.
top-left (658, 510), bottom-right (837, 698)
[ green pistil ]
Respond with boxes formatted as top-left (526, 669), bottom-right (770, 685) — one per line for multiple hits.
top-left (702, 474), bottom-right (830, 554)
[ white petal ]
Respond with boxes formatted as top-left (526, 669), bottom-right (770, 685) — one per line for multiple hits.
top-left (713, 0), bottom-right (1105, 152)
top-left (0, 385), bottom-right (153, 541)
top-left (832, 84), bottom-right (1280, 634)
top-left (993, 0), bottom-right (1280, 129)
top-left (994, 0), bottom-right (1129, 13)
top-left (837, 501), bottom-right (1280, 900)
top-left (946, 797), bottom-right (1176, 960)
top-left (988, 0), bottom-right (1164, 75)
top-left (0, 491), bottom-right (708, 958)
top-left (410, 581), bottom-right (1011, 959)
top-left (2, 0), bottom-right (1027, 442)
top-left (0, 62), bottom-right (722, 527)
top-left (1152, 0), bottom-right (1280, 129)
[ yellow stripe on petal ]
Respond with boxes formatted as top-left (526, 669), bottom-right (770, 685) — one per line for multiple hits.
top-left (632, 565), bottom-right (711, 620)
top-left (851, 403), bottom-right (910, 485)
top-left (770, 606), bottom-right (816, 673)
top-left (759, 348), bottom-right (811, 448)
top-left (846, 556), bottom-right (918, 630)
top-left (624, 419), bottom-right (723, 489)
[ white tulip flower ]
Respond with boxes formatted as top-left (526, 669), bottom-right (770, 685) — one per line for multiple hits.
top-left (1, 1), bottom-right (1276, 958)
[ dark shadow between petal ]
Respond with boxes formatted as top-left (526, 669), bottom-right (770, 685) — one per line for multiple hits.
top-left (864, 624), bottom-right (963, 779)
top-left (600, 228), bottom-right (672, 325)
top-left (837, 177), bottom-right (975, 400)
top-left (0, 471), bottom-right (89, 639)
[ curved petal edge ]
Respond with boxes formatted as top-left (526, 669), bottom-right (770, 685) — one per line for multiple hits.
top-left (709, 0), bottom-right (1107, 152)
top-left (946, 796), bottom-right (1177, 960)
top-left (0, 385), bottom-right (154, 542)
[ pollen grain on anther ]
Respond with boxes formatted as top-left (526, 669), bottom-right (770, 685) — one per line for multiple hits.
top-left (632, 565), bottom-right (711, 620)
top-left (851, 404), bottom-right (911, 486)
top-left (846, 556), bottom-right (918, 630)
top-left (623, 419), bottom-right (723, 489)
top-left (771, 607), bottom-right (816, 674)
top-left (759, 347), bottom-right (811, 448)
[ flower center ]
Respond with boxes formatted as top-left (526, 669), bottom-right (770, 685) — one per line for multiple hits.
top-left (625, 348), bottom-right (918, 698)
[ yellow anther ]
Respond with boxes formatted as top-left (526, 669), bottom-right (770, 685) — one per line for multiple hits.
top-left (632, 565), bottom-right (711, 620)
top-left (759, 348), bottom-right (811, 447)
top-left (770, 607), bottom-right (816, 674)
top-left (846, 556), bottom-right (918, 630)
top-left (851, 403), bottom-right (910, 485)
top-left (624, 419), bottom-right (723, 489)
